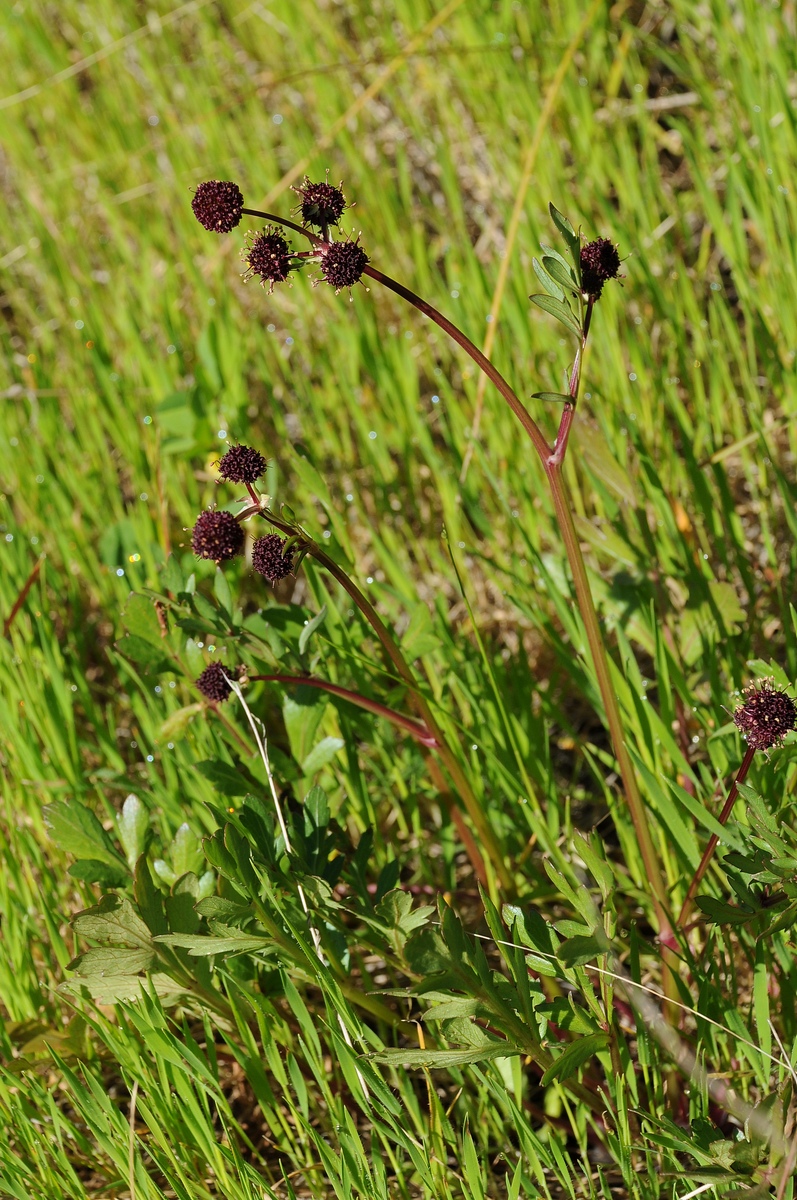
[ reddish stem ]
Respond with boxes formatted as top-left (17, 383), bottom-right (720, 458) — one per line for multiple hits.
top-left (677, 743), bottom-right (757, 930)
top-left (548, 296), bottom-right (594, 467)
top-left (248, 673), bottom-right (438, 747)
top-left (3, 555), bottom-right (44, 639)
top-left (239, 208), bottom-right (551, 462)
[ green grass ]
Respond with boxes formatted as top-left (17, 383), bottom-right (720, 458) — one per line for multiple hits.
top-left (2, 0), bottom-right (797, 1195)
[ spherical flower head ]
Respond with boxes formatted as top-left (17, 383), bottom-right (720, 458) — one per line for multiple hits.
top-left (191, 509), bottom-right (245, 562)
top-left (580, 237), bottom-right (622, 298)
top-left (296, 177), bottom-right (347, 229)
top-left (252, 534), bottom-right (295, 584)
top-left (196, 661), bottom-right (240, 703)
top-left (242, 228), bottom-right (294, 291)
top-left (191, 180), bottom-right (244, 233)
top-left (733, 682), bottom-right (797, 751)
top-left (218, 444), bottom-right (267, 485)
top-left (319, 237), bottom-right (369, 293)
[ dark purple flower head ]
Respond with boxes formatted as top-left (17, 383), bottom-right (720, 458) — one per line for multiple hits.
top-left (242, 228), bottom-right (294, 291)
top-left (733, 682), bottom-right (797, 751)
top-left (191, 509), bottom-right (245, 562)
top-left (252, 534), bottom-right (295, 584)
top-left (218, 444), bottom-right (267, 485)
top-left (295, 177), bottom-right (347, 229)
top-left (580, 238), bottom-right (622, 298)
top-left (319, 237), bottom-right (369, 292)
top-left (191, 180), bottom-right (244, 233)
top-left (196, 661), bottom-right (240, 703)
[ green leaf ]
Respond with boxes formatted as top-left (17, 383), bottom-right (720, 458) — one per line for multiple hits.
top-left (532, 256), bottom-right (564, 301)
top-left (170, 823), bottom-right (203, 878)
top-left (44, 800), bottom-right (121, 867)
top-left (116, 794), bottom-right (149, 870)
top-left (401, 603), bottom-right (441, 660)
top-left (548, 202), bottom-right (581, 268)
top-left (574, 833), bottom-right (614, 901)
top-left (541, 254), bottom-right (579, 293)
top-left (194, 759), bottom-right (250, 797)
top-left (695, 896), bottom-right (755, 925)
top-left (543, 998), bottom-right (600, 1035)
top-left (557, 932), bottom-right (609, 968)
top-left (541, 1032), bottom-right (609, 1085)
top-left (758, 900), bottom-right (797, 938)
top-left (301, 736), bottom-right (344, 776)
top-left (161, 555), bottom-right (184, 595)
top-left (213, 567), bottom-right (232, 616)
top-left (64, 970), bottom-right (183, 1006)
top-left (298, 605), bottom-right (327, 656)
top-left (368, 1044), bottom-right (523, 1067)
top-left (72, 895), bottom-right (153, 949)
top-left (528, 293), bottom-right (582, 337)
top-left (116, 634), bottom-right (173, 674)
top-left (195, 896), bottom-right (251, 922)
top-left (283, 687), bottom-right (327, 765)
top-left (549, 202), bottom-right (576, 239)
top-left (154, 932), bottom-right (271, 957)
top-left (375, 889), bottom-right (435, 955)
top-left (192, 592), bottom-right (222, 626)
top-left (304, 785), bottom-right (329, 830)
top-left (121, 592), bottom-right (164, 644)
top-left (531, 391), bottom-right (570, 404)
top-left (71, 945), bottom-right (155, 978)
top-left (422, 998), bottom-right (481, 1022)
top-left (68, 859), bottom-right (128, 888)
top-left (158, 703), bottom-right (202, 742)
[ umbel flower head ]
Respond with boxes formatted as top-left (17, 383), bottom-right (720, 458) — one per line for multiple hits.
top-left (242, 228), bottom-right (294, 291)
top-left (580, 237), bottom-right (622, 299)
top-left (196, 661), bottom-right (240, 703)
top-left (295, 176), bottom-right (347, 230)
top-left (191, 180), bottom-right (244, 233)
top-left (218, 444), bottom-right (267, 485)
top-left (191, 509), bottom-right (244, 562)
top-left (733, 681), bottom-right (797, 751)
top-left (252, 534), bottom-right (295, 584)
top-left (319, 237), bottom-right (369, 292)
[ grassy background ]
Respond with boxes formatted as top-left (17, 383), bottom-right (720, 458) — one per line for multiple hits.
top-left (2, 0), bottom-right (797, 1195)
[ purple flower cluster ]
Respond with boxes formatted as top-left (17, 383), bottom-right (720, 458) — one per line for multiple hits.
top-left (733, 682), bottom-right (797, 751)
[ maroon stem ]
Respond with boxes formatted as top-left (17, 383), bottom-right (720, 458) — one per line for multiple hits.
top-left (249, 673), bottom-right (438, 747)
top-left (236, 502), bottom-right (511, 888)
top-left (3, 555), bottom-right (44, 639)
top-left (362, 266), bottom-right (551, 463)
top-left (242, 208), bottom-right (324, 245)
top-left (239, 208), bottom-right (551, 463)
top-left (548, 296), bottom-right (594, 467)
top-left (677, 743), bottom-right (757, 930)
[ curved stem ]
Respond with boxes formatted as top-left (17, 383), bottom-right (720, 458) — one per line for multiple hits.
top-left (239, 504), bottom-right (511, 888)
top-left (240, 208), bottom-right (550, 461)
top-left (248, 673), bottom-right (438, 747)
top-left (363, 265), bottom-right (551, 463)
top-left (677, 744), bottom-right (756, 930)
top-left (233, 218), bottom-right (668, 919)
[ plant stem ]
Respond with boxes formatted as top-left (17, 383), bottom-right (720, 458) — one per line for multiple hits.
top-left (548, 297), bottom-right (594, 467)
top-left (248, 673), bottom-right (438, 747)
top-left (238, 503), bottom-right (511, 888)
top-left (545, 465), bottom-right (671, 933)
top-left (363, 266), bottom-right (552, 463)
top-left (236, 213), bottom-right (668, 920)
top-left (677, 743), bottom-right (757, 930)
